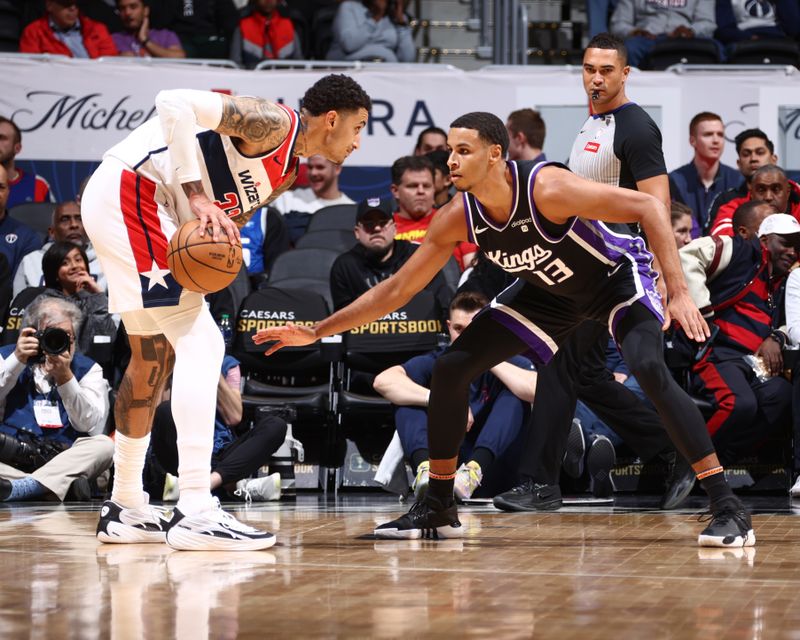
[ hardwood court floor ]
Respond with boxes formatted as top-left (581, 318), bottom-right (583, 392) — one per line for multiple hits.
top-left (1, 494), bottom-right (799, 639)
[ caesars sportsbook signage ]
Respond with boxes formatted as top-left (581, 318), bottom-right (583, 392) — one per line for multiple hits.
top-left (2, 56), bottom-right (800, 171)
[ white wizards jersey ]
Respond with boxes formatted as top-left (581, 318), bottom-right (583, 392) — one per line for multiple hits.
top-left (104, 102), bottom-right (300, 225)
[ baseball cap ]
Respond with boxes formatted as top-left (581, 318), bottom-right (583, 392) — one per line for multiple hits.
top-left (356, 197), bottom-right (394, 223)
top-left (757, 213), bottom-right (800, 237)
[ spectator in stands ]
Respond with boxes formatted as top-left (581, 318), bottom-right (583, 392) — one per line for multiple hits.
top-left (671, 201), bottom-right (693, 249)
top-left (239, 205), bottom-right (291, 281)
top-left (413, 126), bottom-right (447, 156)
top-left (609, 0), bottom-right (719, 68)
top-left (680, 213), bottom-right (796, 468)
top-left (712, 164), bottom-right (800, 237)
top-left (41, 241), bottom-right (117, 363)
top-left (731, 200), bottom-right (777, 240)
top-left (112, 0), bottom-right (185, 58)
top-left (149, 354), bottom-right (286, 502)
top-left (669, 112), bottom-right (741, 238)
top-left (230, 0), bottom-right (299, 67)
top-left (708, 129), bottom-right (784, 235)
top-left (270, 154), bottom-right (354, 242)
top-left (374, 291), bottom-right (536, 500)
top-left (329, 196), bottom-right (452, 311)
top-left (391, 155), bottom-right (477, 270)
top-left (19, 0), bottom-right (118, 58)
top-left (326, 0), bottom-right (414, 63)
top-left (0, 294), bottom-right (112, 502)
top-left (0, 164), bottom-right (43, 278)
top-left (715, 0), bottom-right (800, 51)
top-left (0, 116), bottom-right (53, 209)
top-left (13, 201), bottom-right (106, 297)
top-left (0, 253), bottom-right (11, 324)
top-left (506, 108), bottom-right (547, 163)
top-left (149, 0), bottom-right (239, 59)
top-left (425, 149), bottom-right (453, 208)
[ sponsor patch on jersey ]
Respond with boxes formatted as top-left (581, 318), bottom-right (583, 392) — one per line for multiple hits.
top-left (584, 141), bottom-right (600, 153)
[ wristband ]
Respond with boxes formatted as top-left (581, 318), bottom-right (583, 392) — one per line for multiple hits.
top-left (770, 330), bottom-right (786, 349)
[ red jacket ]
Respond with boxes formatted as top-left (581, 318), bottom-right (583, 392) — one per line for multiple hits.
top-left (19, 15), bottom-right (117, 58)
top-left (710, 179), bottom-right (800, 237)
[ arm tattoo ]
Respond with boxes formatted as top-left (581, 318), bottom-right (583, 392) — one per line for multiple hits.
top-left (218, 96), bottom-right (289, 150)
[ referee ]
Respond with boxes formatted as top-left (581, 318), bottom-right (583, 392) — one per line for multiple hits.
top-left (494, 33), bottom-right (696, 512)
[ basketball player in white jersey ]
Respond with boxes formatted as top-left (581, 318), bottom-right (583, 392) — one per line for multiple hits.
top-left (81, 74), bottom-right (371, 550)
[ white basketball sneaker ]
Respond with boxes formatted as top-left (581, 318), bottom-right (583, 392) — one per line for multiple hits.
top-left (96, 499), bottom-right (172, 544)
top-left (166, 498), bottom-right (277, 551)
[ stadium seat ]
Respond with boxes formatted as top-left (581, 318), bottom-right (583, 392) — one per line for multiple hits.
top-left (306, 204), bottom-right (357, 233)
top-left (646, 38), bottom-right (721, 70)
top-left (9, 202), bottom-right (56, 240)
top-left (728, 39), bottom-right (799, 65)
top-left (294, 229), bottom-right (356, 253)
top-left (268, 247), bottom-right (340, 283)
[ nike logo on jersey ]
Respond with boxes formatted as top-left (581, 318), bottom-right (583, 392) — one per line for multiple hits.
top-left (474, 226), bottom-right (489, 234)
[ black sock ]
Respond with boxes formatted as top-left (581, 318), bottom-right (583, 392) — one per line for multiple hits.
top-left (699, 470), bottom-right (735, 506)
top-left (426, 478), bottom-right (454, 508)
top-left (411, 448), bottom-right (429, 471)
top-left (470, 447), bottom-right (494, 472)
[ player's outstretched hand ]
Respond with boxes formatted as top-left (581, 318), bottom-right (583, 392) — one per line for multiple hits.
top-left (254, 323), bottom-right (318, 356)
top-left (190, 196), bottom-right (241, 245)
top-left (668, 291), bottom-right (710, 342)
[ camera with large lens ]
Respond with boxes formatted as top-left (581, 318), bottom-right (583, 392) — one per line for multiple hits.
top-left (28, 327), bottom-right (71, 365)
top-left (0, 432), bottom-right (41, 472)
top-left (0, 432), bottom-right (69, 472)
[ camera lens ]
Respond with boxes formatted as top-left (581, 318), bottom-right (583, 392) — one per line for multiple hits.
top-left (40, 327), bottom-right (71, 356)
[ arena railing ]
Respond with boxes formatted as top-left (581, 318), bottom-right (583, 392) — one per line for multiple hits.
top-left (253, 59), bottom-right (460, 72)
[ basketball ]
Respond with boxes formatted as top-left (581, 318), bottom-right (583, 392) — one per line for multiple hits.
top-left (166, 219), bottom-right (243, 294)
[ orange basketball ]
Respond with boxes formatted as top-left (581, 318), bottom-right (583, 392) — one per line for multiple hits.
top-left (166, 219), bottom-right (243, 294)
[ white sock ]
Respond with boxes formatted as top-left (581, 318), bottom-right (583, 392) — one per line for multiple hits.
top-left (158, 300), bottom-right (223, 516)
top-left (111, 432), bottom-right (150, 508)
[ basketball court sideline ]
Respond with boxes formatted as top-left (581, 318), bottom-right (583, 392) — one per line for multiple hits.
top-left (1, 494), bottom-right (799, 638)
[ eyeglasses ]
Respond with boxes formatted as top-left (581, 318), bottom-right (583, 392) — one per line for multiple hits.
top-left (359, 218), bottom-right (393, 233)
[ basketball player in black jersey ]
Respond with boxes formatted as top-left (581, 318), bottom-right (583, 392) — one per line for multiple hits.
top-left (495, 33), bottom-right (696, 513)
top-left (256, 112), bottom-right (755, 548)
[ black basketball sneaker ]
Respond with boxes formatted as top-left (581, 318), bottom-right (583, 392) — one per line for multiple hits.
top-left (165, 498), bottom-right (276, 551)
top-left (96, 499), bottom-right (172, 544)
top-left (698, 498), bottom-right (756, 548)
top-left (374, 498), bottom-right (463, 540)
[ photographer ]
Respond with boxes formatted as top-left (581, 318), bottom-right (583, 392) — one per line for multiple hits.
top-left (0, 294), bottom-right (112, 501)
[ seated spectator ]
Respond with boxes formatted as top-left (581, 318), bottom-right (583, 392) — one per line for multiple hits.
top-left (609, 0), bottom-right (719, 68)
top-left (669, 112), bottom-right (741, 238)
top-left (13, 200), bottom-right (107, 297)
top-left (19, 0), bottom-right (118, 58)
top-left (413, 126), bottom-right (447, 156)
top-left (671, 201), bottom-right (693, 249)
top-left (425, 149), bottom-right (453, 208)
top-left (711, 164), bottom-right (800, 237)
top-left (112, 0), bottom-right (185, 58)
top-left (329, 196), bottom-right (452, 312)
top-left (239, 205), bottom-right (291, 281)
top-left (0, 294), bottom-right (112, 502)
top-left (230, 0), bottom-right (299, 67)
top-left (730, 200), bottom-right (777, 240)
top-left (709, 130), bottom-right (782, 235)
top-left (373, 291), bottom-right (536, 500)
top-left (391, 155), bottom-right (477, 270)
top-left (715, 0), bottom-right (799, 52)
top-left (506, 108), bottom-right (547, 163)
top-left (0, 116), bottom-right (53, 209)
top-left (0, 252), bottom-right (11, 323)
top-left (149, 354), bottom-right (286, 502)
top-left (0, 164), bottom-right (44, 278)
top-left (327, 0), bottom-right (414, 63)
top-left (680, 213), bottom-right (797, 468)
top-left (149, 0), bottom-right (239, 59)
top-left (41, 241), bottom-right (117, 364)
top-left (270, 154), bottom-right (355, 243)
